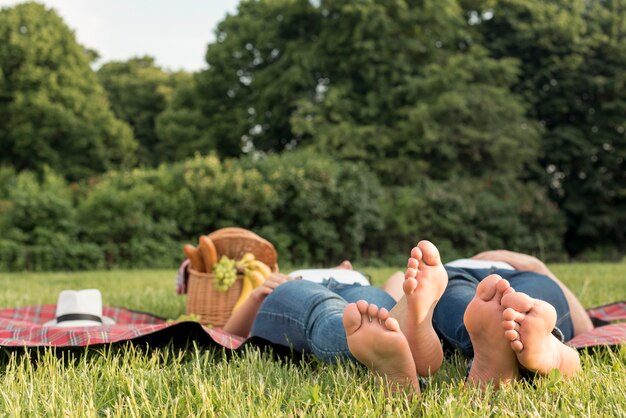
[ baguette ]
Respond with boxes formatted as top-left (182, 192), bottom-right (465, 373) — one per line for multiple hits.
top-left (183, 244), bottom-right (206, 272)
top-left (198, 235), bottom-right (219, 273)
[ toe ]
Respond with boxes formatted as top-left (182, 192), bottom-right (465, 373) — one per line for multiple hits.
top-left (378, 308), bottom-right (390, 321)
top-left (495, 278), bottom-right (511, 295)
top-left (504, 329), bottom-right (519, 341)
top-left (407, 258), bottom-right (418, 270)
top-left (367, 303), bottom-right (379, 318)
top-left (403, 276), bottom-right (418, 294)
top-left (342, 303), bottom-right (363, 335)
top-left (510, 340), bottom-right (524, 352)
top-left (410, 246), bottom-right (422, 261)
top-left (356, 300), bottom-right (369, 314)
top-left (502, 286), bottom-right (516, 297)
top-left (502, 307), bottom-right (525, 322)
top-left (384, 317), bottom-right (400, 332)
top-left (501, 292), bottom-right (534, 313)
top-left (475, 274), bottom-right (501, 301)
top-left (417, 240), bottom-right (440, 266)
top-left (502, 319), bottom-right (517, 331)
top-left (405, 267), bottom-right (418, 280)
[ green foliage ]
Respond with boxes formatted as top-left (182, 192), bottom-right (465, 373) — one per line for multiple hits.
top-left (293, 1), bottom-right (538, 184)
top-left (75, 168), bottom-right (183, 268)
top-left (238, 150), bottom-right (385, 264)
top-left (0, 168), bottom-right (104, 271)
top-left (165, 151), bottom-right (384, 265)
top-left (152, 0), bottom-right (624, 259)
top-left (376, 175), bottom-right (565, 263)
top-left (469, 0), bottom-right (626, 255)
top-left (98, 56), bottom-right (189, 166)
top-left (0, 154), bottom-right (566, 270)
top-left (154, 75), bottom-right (213, 162)
top-left (0, 154), bottom-right (385, 270)
top-left (0, 168), bottom-right (75, 238)
top-left (0, 0), bottom-right (623, 262)
top-left (0, 2), bottom-right (137, 181)
top-left (163, 0), bottom-right (537, 186)
top-left (199, 0), bottom-right (320, 156)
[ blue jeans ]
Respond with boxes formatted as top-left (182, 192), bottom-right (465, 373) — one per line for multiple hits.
top-left (434, 267), bottom-right (574, 358)
top-left (251, 268), bottom-right (574, 364)
top-left (250, 278), bottom-right (397, 363)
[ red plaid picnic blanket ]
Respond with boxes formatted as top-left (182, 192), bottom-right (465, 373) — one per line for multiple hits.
top-left (568, 301), bottom-right (626, 349)
top-left (2, 302), bottom-right (624, 350)
top-left (0, 304), bottom-right (245, 349)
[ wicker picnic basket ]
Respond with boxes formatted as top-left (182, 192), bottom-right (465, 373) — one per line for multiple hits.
top-left (186, 227), bottom-right (278, 327)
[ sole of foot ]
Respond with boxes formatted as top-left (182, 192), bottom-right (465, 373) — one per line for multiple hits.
top-left (464, 274), bottom-right (520, 389)
top-left (391, 240), bottom-right (448, 377)
top-left (501, 292), bottom-right (581, 377)
top-left (343, 300), bottom-right (419, 396)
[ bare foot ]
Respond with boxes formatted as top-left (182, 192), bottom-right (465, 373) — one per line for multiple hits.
top-left (343, 300), bottom-right (420, 396)
top-left (501, 292), bottom-right (581, 377)
top-left (390, 240), bottom-right (448, 377)
top-left (464, 274), bottom-right (519, 389)
top-left (336, 260), bottom-right (353, 270)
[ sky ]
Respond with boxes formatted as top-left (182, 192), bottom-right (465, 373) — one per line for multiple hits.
top-left (0, 0), bottom-right (241, 72)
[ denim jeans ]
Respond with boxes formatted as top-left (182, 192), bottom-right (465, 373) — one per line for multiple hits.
top-left (250, 278), bottom-right (397, 363)
top-left (434, 267), bottom-right (574, 358)
top-left (251, 268), bottom-right (574, 364)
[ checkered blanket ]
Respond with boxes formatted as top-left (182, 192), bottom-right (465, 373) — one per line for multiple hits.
top-left (0, 304), bottom-right (245, 349)
top-left (568, 301), bottom-right (626, 349)
top-left (1, 302), bottom-right (624, 350)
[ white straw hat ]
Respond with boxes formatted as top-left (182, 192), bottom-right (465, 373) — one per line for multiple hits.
top-left (43, 289), bottom-right (116, 327)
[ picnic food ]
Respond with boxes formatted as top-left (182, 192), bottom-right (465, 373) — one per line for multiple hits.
top-left (198, 236), bottom-right (218, 273)
top-left (236, 252), bottom-right (272, 280)
top-left (201, 250), bottom-right (273, 309)
top-left (184, 227), bottom-right (278, 326)
top-left (249, 259), bottom-right (272, 278)
top-left (213, 256), bottom-right (238, 291)
top-left (183, 244), bottom-right (206, 272)
top-left (232, 252), bottom-right (272, 312)
top-left (231, 273), bottom-right (253, 312)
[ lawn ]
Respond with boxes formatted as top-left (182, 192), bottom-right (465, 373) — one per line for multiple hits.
top-left (0, 262), bottom-right (624, 416)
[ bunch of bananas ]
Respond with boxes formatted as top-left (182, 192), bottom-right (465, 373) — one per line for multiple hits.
top-left (231, 252), bottom-right (272, 312)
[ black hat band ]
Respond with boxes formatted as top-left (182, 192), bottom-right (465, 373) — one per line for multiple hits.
top-left (56, 313), bottom-right (103, 323)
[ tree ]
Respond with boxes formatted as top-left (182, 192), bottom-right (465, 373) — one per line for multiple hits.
top-left (164, 0), bottom-right (538, 186)
top-left (0, 2), bottom-right (136, 181)
top-left (154, 75), bottom-right (216, 162)
top-left (468, 0), bottom-right (626, 256)
top-left (157, 0), bottom-right (321, 160)
top-left (291, 0), bottom-right (539, 184)
top-left (98, 56), bottom-right (188, 166)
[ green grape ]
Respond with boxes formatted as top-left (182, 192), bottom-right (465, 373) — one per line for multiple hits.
top-left (213, 255), bottom-right (237, 292)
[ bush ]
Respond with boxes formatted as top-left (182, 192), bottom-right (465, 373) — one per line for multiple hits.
top-left (165, 151), bottom-right (384, 265)
top-left (377, 176), bottom-right (566, 263)
top-left (1, 168), bottom-right (77, 236)
top-left (0, 154), bottom-right (569, 271)
top-left (0, 239), bottom-right (25, 271)
top-left (240, 151), bottom-right (384, 265)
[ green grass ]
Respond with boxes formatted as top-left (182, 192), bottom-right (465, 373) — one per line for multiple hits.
top-left (0, 263), bottom-right (625, 416)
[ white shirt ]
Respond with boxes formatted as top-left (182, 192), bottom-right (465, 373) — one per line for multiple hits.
top-left (445, 258), bottom-right (515, 270)
top-left (288, 269), bottom-right (370, 286)
top-left (288, 259), bottom-right (514, 287)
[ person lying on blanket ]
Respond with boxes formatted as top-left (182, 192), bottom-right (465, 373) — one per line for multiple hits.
top-left (223, 241), bottom-right (588, 395)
